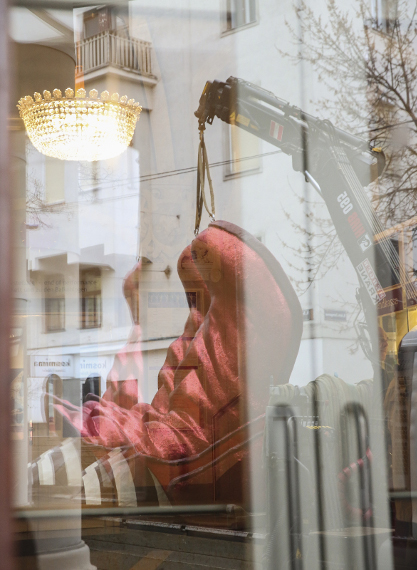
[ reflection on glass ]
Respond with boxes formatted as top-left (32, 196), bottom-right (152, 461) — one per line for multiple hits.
top-left (6, 1), bottom-right (417, 570)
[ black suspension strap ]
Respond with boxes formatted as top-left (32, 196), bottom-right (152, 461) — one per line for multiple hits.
top-left (195, 125), bottom-right (215, 236)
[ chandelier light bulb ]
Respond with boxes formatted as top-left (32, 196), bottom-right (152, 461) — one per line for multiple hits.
top-left (17, 88), bottom-right (142, 162)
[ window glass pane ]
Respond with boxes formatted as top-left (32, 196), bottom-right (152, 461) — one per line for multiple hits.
top-left (45, 156), bottom-right (65, 203)
top-left (80, 268), bottom-right (102, 329)
top-left (226, 0), bottom-right (256, 30)
top-left (6, 1), bottom-right (417, 569)
top-left (226, 123), bottom-right (261, 176)
top-left (44, 275), bottom-right (65, 331)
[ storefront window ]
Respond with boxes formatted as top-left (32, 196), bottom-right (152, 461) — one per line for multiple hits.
top-left (4, 1), bottom-right (417, 569)
top-left (82, 374), bottom-right (100, 402)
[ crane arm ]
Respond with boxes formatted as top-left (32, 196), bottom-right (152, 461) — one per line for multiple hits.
top-left (195, 76), bottom-right (414, 363)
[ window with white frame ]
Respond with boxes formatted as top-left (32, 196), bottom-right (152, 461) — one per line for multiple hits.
top-left (80, 267), bottom-right (102, 329)
top-left (371, 0), bottom-right (398, 33)
top-left (44, 274), bottom-right (65, 332)
top-left (225, 123), bottom-right (260, 177)
top-left (225, 0), bottom-right (256, 32)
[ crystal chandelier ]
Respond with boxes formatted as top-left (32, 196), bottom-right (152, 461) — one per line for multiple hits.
top-left (17, 88), bottom-right (142, 162)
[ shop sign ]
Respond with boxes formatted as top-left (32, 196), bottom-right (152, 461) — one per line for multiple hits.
top-left (78, 356), bottom-right (110, 378)
top-left (148, 292), bottom-right (190, 308)
top-left (30, 355), bottom-right (73, 378)
top-left (377, 286), bottom-right (404, 316)
top-left (324, 310), bottom-right (347, 322)
top-left (303, 309), bottom-right (314, 321)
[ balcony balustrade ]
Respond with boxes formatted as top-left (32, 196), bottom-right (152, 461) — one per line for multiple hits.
top-left (76, 30), bottom-right (153, 78)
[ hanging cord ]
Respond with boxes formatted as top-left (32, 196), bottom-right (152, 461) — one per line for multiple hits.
top-left (195, 125), bottom-right (216, 236)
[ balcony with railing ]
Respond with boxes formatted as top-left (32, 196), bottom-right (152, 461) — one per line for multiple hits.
top-left (76, 30), bottom-right (155, 79)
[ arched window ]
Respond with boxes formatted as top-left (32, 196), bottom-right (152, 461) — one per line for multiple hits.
top-left (82, 374), bottom-right (101, 403)
top-left (45, 374), bottom-right (63, 435)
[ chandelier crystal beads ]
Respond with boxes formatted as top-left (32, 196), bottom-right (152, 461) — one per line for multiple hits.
top-left (17, 88), bottom-right (142, 162)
